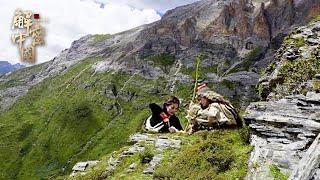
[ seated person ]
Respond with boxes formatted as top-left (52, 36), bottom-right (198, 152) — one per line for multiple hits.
top-left (186, 83), bottom-right (242, 134)
top-left (144, 96), bottom-right (183, 133)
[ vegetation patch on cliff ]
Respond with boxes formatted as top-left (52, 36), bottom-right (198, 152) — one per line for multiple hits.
top-left (269, 164), bottom-right (289, 180)
top-left (145, 54), bottom-right (175, 73)
top-left (257, 19), bottom-right (320, 99)
top-left (93, 34), bottom-right (112, 43)
top-left (154, 130), bottom-right (252, 179)
top-left (277, 56), bottom-right (320, 95)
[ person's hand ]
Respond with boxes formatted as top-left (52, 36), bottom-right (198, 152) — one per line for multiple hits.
top-left (160, 112), bottom-right (169, 122)
top-left (169, 126), bottom-right (178, 133)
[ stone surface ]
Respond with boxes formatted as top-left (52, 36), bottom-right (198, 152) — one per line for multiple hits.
top-left (93, 133), bottom-right (183, 178)
top-left (244, 92), bottom-right (320, 179)
top-left (223, 71), bottom-right (259, 86)
top-left (290, 133), bottom-right (320, 180)
top-left (129, 163), bottom-right (137, 170)
top-left (70, 160), bottom-right (99, 177)
top-left (283, 48), bottom-right (300, 60)
top-left (129, 133), bottom-right (155, 143)
top-left (122, 144), bottom-right (145, 156)
top-left (258, 20), bottom-right (320, 100)
top-left (155, 136), bottom-right (181, 149)
top-left (143, 154), bottom-right (163, 174)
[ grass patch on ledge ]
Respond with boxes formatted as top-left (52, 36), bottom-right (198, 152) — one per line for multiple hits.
top-left (269, 164), bottom-right (289, 180)
top-left (283, 36), bottom-right (305, 47)
top-left (275, 55), bottom-right (320, 96)
top-left (93, 34), bottom-right (112, 43)
top-left (154, 130), bottom-right (252, 180)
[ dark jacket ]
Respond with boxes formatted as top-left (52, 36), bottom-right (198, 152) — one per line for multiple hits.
top-left (148, 103), bottom-right (183, 132)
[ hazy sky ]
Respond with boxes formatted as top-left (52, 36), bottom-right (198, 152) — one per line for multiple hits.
top-left (0, 0), bottom-right (198, 65)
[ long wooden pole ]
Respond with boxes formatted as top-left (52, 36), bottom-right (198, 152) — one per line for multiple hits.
top-left (185, 54), bottom-right (201, 131)
top-left (192, 55), bottom-right (201, 101)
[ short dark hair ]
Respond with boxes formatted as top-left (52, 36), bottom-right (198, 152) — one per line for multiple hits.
top-left (163, 96), bottom-right (180, 108)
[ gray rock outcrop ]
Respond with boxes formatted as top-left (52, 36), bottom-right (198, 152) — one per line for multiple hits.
top-left (258, 21), bottom-right (320, 100)
top-left (84, 133), bottom-right (182, 179)
top-left (244, 92), bottom-right (320, 179)
top-left (290, 133), bottom-right (320, 180)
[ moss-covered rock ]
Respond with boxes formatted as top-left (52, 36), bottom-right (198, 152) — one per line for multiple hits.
top-left (256, 19), bottom-right (320, 100)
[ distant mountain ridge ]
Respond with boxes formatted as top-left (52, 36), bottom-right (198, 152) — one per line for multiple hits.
top-left (0, 61), bottom-right (25, 74)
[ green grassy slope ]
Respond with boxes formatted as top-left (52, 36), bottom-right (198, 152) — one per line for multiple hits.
top-left (0, 54), bottom-right (251, 179)
top-left (0, 57), bottom-right (179, 179)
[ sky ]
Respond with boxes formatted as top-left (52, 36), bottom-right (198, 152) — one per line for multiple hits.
top-left (0, 0), bottom-right (198, 65)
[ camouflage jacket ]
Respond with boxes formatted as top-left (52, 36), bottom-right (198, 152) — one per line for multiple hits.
top-left (186, 91), bottom-right (238, 128)
top-left (186, 102), bottom-right (237, 127)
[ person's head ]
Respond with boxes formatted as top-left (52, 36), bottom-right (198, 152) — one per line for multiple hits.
top-left (163, 96), bottom-right (180, 116)
top-left (197, 83), bottom-right (231, 109)
top-left (199, 95), bottom-right (211, 109)
top-left (197, 83), bottom-right (212, 109)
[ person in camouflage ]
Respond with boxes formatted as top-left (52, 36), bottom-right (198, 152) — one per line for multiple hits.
top-left (185, 83), bottom-right (242, 134)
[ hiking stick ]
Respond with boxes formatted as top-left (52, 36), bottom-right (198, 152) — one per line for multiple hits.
top-left (184, 54), bottom-right (201, 131)
top-left (192, 55), bottom-right (201, 102)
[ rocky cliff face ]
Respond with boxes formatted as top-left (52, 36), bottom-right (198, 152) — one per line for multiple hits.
top-left (244, 92), bottom-right (320, 179)
top-left (1, 0), bottom-right (319, 112)
top-left (244, 18), bottom-right (320, 179)
top-left (139, 0), bottom-right (319, 51)
top-left (259, 20), bottom-right (320, 100)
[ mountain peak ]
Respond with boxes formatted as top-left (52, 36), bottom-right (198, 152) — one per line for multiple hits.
top-left (0, 60), bottom-right (25, 75)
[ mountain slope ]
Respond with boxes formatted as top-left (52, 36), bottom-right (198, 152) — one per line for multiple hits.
top-left (0, 57), bottom-right (181, 179)
top-left (1, 0), bottom-right (319, 113)
top-left (0, 0), bottom-right (319, 179)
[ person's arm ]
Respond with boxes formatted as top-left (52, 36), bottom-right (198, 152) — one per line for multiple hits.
top-left (206, 103), bottom-right (221, 124)
top-left (186, 102), bottom-right (201, 123)
top-left (149, 103), bottom-right (170, 132)
top-left (185, 102), bottom-right (201, 134)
